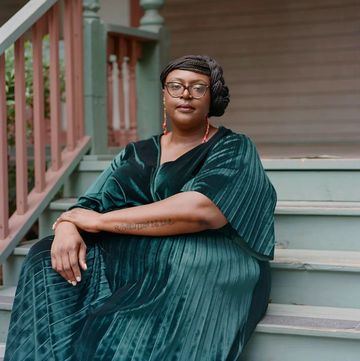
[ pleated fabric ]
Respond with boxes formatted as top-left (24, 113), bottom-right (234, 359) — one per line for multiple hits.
top-left (4, 126), bottom-right (277, 361)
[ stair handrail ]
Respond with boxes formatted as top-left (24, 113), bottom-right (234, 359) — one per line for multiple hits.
top-left (0, 0), bottom-right (91, 264)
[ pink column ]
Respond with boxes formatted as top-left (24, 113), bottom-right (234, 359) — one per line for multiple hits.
top-left (73, 0), bottom-right (84, 140)
top-left (32, 19), bottom-right (46, 192)
top-left (0, 54), bottom-right (9, 238)
top-left (129, 39), bottom-right (139, 142)
top-left (14, 37), bottom-right (28, 214)
top-left (118, 37), bottom-right (127, 146)
top-left (48, 4), bottom-right (62, 171)
top-left (64, 0), bottom-right (76, 150)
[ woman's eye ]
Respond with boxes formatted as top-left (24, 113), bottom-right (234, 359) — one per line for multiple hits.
top-left (170, 84), bottom-right (182, 90)
top-left (193, 85), bottom-right (205, 91)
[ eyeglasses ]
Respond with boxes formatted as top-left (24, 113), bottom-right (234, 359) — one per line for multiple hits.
top-left (164, 82), bottom-right (209, 99)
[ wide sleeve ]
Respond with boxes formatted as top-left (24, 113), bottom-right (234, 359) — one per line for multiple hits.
top-left (181, 134), bottom-right (277, 260)
top-left (68, 147), bottom-right (127, 212)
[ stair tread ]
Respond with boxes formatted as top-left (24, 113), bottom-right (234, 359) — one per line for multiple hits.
top-left (272, 249), bottom-right (360, 271)
top-left (10, 239), bottom-right (360, 271)
top-left (50, 198), bottom-right (360, 214)
top-left (260, 303), bottom-right (360, 338)
top-left (0, 287), bottom-right (16, 310)
top-left (2, 282), bottom-right (360, 338)
top-left (276, 200), bottom-right (360, 215)
top-left (79, 156), bottom-right (360, 170)
top-left (0, 343), bottom-right (4, 359)
top-left (262, 158), bottom-right (360, 170)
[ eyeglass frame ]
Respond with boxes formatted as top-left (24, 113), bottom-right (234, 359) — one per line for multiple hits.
top-left (164, 81), bottom-right (210, 99)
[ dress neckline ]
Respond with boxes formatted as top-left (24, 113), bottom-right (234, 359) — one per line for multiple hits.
top-left (156, 126), bottom-right (228, 168)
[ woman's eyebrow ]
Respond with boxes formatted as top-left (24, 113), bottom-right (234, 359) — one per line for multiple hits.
top-left (168, 77), bottom-right (209, 84)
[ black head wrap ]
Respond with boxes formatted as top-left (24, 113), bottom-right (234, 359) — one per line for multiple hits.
top-left (160, 55), bottom-right (230, 117)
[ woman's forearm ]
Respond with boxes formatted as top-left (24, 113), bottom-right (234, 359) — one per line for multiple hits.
top-left (98, 191), bottom-right (227, 236)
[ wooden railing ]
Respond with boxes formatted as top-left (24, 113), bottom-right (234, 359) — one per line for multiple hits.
top-left (106, 25), bottom-right (159, 147)
top-left (0, 0), bottom-right (91, 263)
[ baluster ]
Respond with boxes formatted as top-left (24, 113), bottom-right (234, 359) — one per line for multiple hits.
top-left (14, 37), bottom-right (28, 214)
top-left (73, 0), bottom-right (85, 140)
top-left (129, 39), bottom-right (140, 142)
top-left (64, 0), bottom-right (76, 150)
top-left (48, 3), bottom-right (61, 171)
top-left (122, 56), bottom-right (130, 133)
top-left (117, 37), bottom-right (126, 146)
top-left (32, 19), bottom-right (46, 192)
top-left (110, 55), bottom-right (121, 131)
top-left (139, 0), bottom-right (164, 31)
top-left (0, 54), bottom-right (9, 238)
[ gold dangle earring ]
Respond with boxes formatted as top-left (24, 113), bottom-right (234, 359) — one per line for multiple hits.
top-left (202, 116), bottom-right (210, 143)
top-left (162, 97), bottom-right (168, 135)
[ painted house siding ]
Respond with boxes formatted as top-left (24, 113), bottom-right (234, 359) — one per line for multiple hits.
top-left (162, 0), bottom-right (360, 157)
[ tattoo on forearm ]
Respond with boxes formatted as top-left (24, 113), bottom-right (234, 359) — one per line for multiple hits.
top-left (114, 219), bottom-right (176, 232)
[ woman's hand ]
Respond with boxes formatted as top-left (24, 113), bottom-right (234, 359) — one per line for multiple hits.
top-left (51, 221), bottom-right (87, 286)
top-left (53, 208), bottom-right (101, 233)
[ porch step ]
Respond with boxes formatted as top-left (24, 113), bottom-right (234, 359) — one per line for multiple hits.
top-left (0, 343), bottom-right (4, 361)
top-left (39, 198), bottom-right (360, 251)
top-left (264, 158), bottom-right (360, 202)
top-left (63, 157), bottom-right (360, 202)
top-left (1, 289), bottom-right (360, 361)
top-left (271, 249), bottom-right (360, 308)
top-left (0, 286), bottom-right (15, 343)
top-left (242, 303), bottom-right (360, 361)
top-left (3, 240), bottom-right (360, 309)
top-left (2, 240), bottom-right (38, 286)
top-left (275, 200), bottom-right (360, 251)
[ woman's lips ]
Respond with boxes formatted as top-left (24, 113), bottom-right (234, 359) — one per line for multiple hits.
top-left (176, 104), bottom-right (195, 112)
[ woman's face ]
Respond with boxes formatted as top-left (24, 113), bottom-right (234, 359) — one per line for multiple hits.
top-left (163, 69), bottom-right (211, 131)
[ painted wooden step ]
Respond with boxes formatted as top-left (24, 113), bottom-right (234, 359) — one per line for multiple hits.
top-left (275, 200), bottom-right (360, 251)
top-left (0, 343), bottom-right (5, 361)
top-left (242, 303), bottom-right (360, 361)
top-left (2, 240), bottom-right (38, 286)
top-left (271, 249), bottom-right (360, 308)
top-left (4, 241), bottom-right (360, 310)
top-left (264, 158), bottom-right (360, 202)
top-left (2, 296), bottom-right (360, 361)
top-left (0, 286), bottom-right (15, 343)
top-left (63, 156), bottom-right (360, 201)
top-left (40, 199), bottom-right (360, 251)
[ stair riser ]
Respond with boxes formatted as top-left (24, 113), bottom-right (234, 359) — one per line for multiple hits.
top-left (268, 170), bottom-right (360, 201)
top-left (64, 170), bottom-right (103, 197)
top-left (275, 214), bottom-right (360, 251)
top-left (241, 332), bottom-right (360, 361)
top-left (39, 209), bottom-right (62, 240)
top-left (270, 268), bottom-right (360, 308)
top-left (0, 310), bottom-right (10, 343)
top-left (2, 257), bottom-right (24, 286)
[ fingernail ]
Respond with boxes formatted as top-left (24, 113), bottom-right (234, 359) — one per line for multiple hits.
top-left (76, 276), bottom-right (81, 282)
top-left (67, 280), bottom-right (72, 284)
top-left (71, 281), bottom-right (77, 286)
top-left (84, 264), bottom-right (88, 271)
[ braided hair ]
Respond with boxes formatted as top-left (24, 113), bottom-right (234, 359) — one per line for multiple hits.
top-left (160, 55), bottom-right (230, 117)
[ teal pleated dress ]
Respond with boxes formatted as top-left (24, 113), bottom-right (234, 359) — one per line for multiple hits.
top-left (4, 126), bottom-right (277, 361)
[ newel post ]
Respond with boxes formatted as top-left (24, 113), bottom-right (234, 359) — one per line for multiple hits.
top-left (83, 0), bottom-right (108, 154)
top-left (139, 0), bottom-right (164, 31)
top-left (137, 0), bottom-right (168, 139)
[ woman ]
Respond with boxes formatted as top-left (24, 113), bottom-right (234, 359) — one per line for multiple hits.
top-left (5, 55), bottom-right (277, 361)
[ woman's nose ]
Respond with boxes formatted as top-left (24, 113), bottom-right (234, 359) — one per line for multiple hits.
top-left (181, 88), bottom-right (192, 99)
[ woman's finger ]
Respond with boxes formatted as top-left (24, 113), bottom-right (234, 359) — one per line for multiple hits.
top-left (79, 242), bottom-right (87, 271)
top-left (61, 252), bottom-right (77, 285)
top-left (69, 249), bottom-right (82, 283)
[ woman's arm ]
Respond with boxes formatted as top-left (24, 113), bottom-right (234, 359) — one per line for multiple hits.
top-left (54, 191), bottom-right (228, 236)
